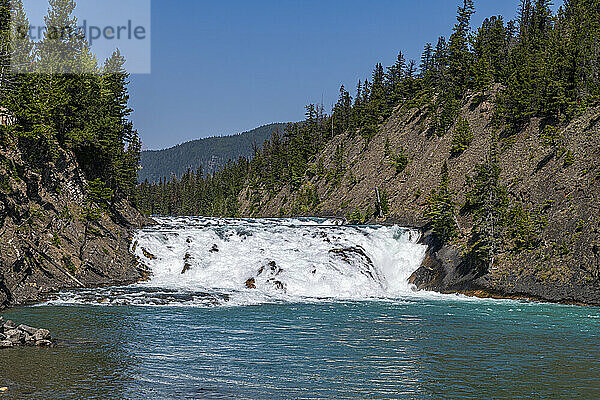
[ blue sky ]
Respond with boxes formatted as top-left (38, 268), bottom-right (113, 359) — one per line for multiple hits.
top-left (130, 0), bottom-right (563, 150)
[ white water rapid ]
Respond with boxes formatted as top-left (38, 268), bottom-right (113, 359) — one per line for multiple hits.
top-left (132, 217), bottom-right (427, 304)
top-left (44, 217), bottom-right (429, 307)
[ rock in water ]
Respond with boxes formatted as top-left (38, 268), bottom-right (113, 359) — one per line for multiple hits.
top-left (5, 329), bottom-right (22, 344)
top-left (269, 280), bottom-right (286, 291)
top-left (181, 263), bottom-right (192, 274)
top-left (24, 333), bottom-right (35, 346)
top-left (182, 253), bottom-right (193, 274)
top-left (18, 324), bottom-right (37, 335)
top-left (142, 248), bottom-right (156, 260)
top-left (3, 320), bottom-right (16, 330)
top-left (245, 278), bottom-right (256, 289)
top-left (0, 320), bottom-right (55, 349)
top-left (33, 329), bottom-right (51, 342)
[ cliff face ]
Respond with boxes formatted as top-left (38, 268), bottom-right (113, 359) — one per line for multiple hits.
top-left (239, 91), bottom-right (600, 305)
top-left (0, 146), bottom-right (151, 309)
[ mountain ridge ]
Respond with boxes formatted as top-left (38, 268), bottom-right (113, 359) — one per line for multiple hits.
top-left (139, 123), bottom-right (287, 183)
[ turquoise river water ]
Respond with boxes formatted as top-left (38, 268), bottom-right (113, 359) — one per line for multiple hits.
top-left (0, 218), bottom-right (598, 399)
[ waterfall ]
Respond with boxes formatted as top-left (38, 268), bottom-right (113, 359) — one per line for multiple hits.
top-left (43, 217), bottom-right (429, 307)
top-left (130, 217), bottom-right (428, 305)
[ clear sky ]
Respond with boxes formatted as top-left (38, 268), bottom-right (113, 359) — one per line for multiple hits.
top-left (130, 0), bottom-right (563, 150)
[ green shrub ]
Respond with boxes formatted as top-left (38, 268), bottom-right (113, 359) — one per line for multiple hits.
top-left (360, 124), bottom-right (378, 142)
top-left (375, 190), bottom-right (389, 217)
top-left (326, 144), bottom-right (346, 186)
top-left (424, 163), bottom-right (457, 244)
top-left (450, 117), bottom-right (474, 156)
top-left (346, 171), bottom-right (358, 188)
top-left (346, 206), bottom-right (373, 225)
top-left (0, 176), bottom-right (10, 193)
top-left (505, 204), bottom-right (546, 251)
top-left (388, 147), bottom-right (409, 174)
top-left (563, 150), bottom-right (575, 167)
top-left (51, 233), bottom-right (61, 248)
top-left (431, 94), bottom-right (460, 137)
top-left (62, 255), bottom-right (76, 274)
top-left (539, 125), bottom-right (564, 155)
top-left (291, 183), bottom-right (320, 214)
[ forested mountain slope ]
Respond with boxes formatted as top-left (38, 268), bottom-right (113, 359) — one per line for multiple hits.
top-left (0, 0), bottom-right (150, 308)
top-left (239, 90), bottom-right (600, 304)
top-left (139, 123), bottom-right (286, 183)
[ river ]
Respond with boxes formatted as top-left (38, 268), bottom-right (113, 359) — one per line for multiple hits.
top-left (1, 218), bottom-right (599, 399)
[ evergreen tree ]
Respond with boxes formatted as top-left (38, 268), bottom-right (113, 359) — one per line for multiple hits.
top-left (424, 162), bottom-right (457, 245)
top-left (387, 51), bottom-right (406, 105)
top-left (420, 43), bottom-right (434, 76)
top-left (450, 117), bottom-right (474, 156)
top-left (465, 134), bottom-right (508, 271)
top-left (448, 0), bottom-right (475, 89)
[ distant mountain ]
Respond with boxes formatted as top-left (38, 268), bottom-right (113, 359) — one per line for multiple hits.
top-left (139, 123), bottom-right (287, 183)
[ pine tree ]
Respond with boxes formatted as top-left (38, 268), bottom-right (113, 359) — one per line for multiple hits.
top-left (0, 0), bottom-right (11, 100)
top-left (465, 133), bottom-right (508, 271)
top-left (448, 0), bottom-right (475, 89)
top-left (420, 43), bottom-right (434, 76)
top-left (432, 36), bottom-right (449, 87)
top-left (387, 52), bottom-right (406, 105)
top-left (424, 162), bottom-right (457, 245)
top-left (450, 117), bottom-right (474, 156)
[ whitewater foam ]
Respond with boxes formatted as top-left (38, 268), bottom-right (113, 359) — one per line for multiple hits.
top-left (45, 217), bottom-right (433, 307)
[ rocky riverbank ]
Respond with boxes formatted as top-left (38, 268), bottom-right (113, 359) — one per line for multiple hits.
top-left (237, 90), bottom-right (600, 306)
top-left (408, 228), bottom-right (600, 307)
top-left (0, 145), bottom-right (153, 310)
top-left (0, 316), bottom-right (53, 348)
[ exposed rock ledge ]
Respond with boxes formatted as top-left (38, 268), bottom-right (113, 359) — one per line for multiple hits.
top-left (410, 229), bottom-right (600, 307)
top-left (0, 146), bottom-right (154, 310)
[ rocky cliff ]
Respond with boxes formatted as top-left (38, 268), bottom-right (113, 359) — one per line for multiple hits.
top-left (238, 91), bottom-right (600, 305)
top-left (0, 146), bottom-right (152, 309)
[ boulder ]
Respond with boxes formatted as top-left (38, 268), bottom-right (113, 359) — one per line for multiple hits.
top-left (245, 278), bottom-right (256, 289)
top-left (23, 333), bottom-right (36, 346)
top-left (18, 324), bottom-right (38, 335)
top-left (258, 261), bottom-right (282, 276)
top-left (181, 263), bottom-right (192, 274)
top-left (0, 319), bottom-right (53, 347)
top-left (142, 248), bottom-right (156, 260)
top-left (269, 279), bottom-right (286, 291)
top-left (33, 329), bottom-right (51, 341)
top-left (182, 253), bottom-right (193, 274)
top-left (3, 320), bottom-right (16, 330)
top-left (209, 244), bottom-right (219, 253)
top-left (5, 329), bottom-right (23, 344)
